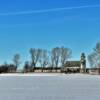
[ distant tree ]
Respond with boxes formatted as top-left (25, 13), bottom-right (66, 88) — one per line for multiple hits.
top-left (88, 42), bottom-right (100, 68)
top-left (0, 63), bottom-right (9, 73)
top-left (88, 52), bottom-right (96, 68)
top-left (60, 47), bottom-right (72, 67)
top-left (51, 47), bottom-right (60, 71)
top-left (95, 42), bottom-right (100, 53)
top-left (13, 54), bottom-right (20, 69)
top-left (39, 49), bottom-right (49, 72)
top-left (30, 48), bottom-right (42, 69)
top-left (8, 64), bottom-right (16, 73)
top-left (24, 61), bottom-right (32, 73)
top-left (51, 50), bottom-right (55, 69)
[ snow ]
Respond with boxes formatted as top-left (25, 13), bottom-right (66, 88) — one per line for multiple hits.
top-left (0, 73), bottom-right (100, 100)
top-left (0, 73), bottom-right (63, 76)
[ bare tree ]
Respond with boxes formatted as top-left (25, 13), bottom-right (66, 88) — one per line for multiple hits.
top-left (51, 51), bottom-right (54, 68)
top-left (13, 54), bottom-right (20, 69)
top-left (60, 47), bottom-right (72, 67)
top-left (95, 42), bottom-right (100, 53)
top-left (23, 61), bottom-right (32, 73)
top-left (39, 49), bottom-right (49, 72)
top-left (88, 42), bottom-right (100, 68)
top-left (88, 52), bottom-right (96, 68)
top-left (51, 47), bottom-right (60, 72)
top-left (30, 48), bottom-right (42, 69)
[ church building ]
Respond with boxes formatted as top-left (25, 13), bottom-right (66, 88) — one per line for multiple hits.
top-left (61, 53), bottom-right (86, 73)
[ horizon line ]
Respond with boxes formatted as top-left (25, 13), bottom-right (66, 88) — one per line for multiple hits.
top-left (0, 5), bottom-right (100, 16)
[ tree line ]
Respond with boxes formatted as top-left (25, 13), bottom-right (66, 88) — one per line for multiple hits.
top-left (0, 46), bottom-right (72, 73)
top-left (0, 42), bottom-right (100, 73)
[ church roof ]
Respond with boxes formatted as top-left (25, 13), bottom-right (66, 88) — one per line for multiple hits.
top-left (64, 61), bottom-right (81, 67)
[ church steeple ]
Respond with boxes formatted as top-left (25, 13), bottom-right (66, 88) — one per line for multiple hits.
top-left (80, 53), bottom-right (86, 73)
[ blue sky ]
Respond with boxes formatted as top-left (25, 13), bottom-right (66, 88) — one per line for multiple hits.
top-left (0, 0), bottom-right (100, 66)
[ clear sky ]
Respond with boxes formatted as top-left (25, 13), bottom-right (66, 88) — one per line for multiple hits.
top-left (0, 0), bottom-right (100, 66)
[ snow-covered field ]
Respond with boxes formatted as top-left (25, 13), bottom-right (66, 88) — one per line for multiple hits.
top-left (0, 73), bottom-right (100, 100)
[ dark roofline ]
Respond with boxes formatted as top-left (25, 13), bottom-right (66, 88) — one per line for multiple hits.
top-left (64, 61), bottom-right (81, 67)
